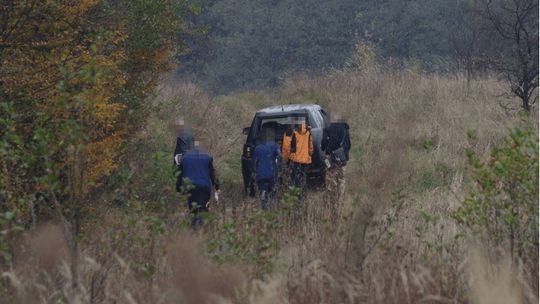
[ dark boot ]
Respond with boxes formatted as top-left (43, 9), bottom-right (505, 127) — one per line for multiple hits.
top-left (191, 216), bottom-right (204, 231)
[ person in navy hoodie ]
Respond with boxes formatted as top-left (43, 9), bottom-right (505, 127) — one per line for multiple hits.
top-left (253, 128), bottom-right (281, 209)
top-left (176, 140), bottom-right (220, 230)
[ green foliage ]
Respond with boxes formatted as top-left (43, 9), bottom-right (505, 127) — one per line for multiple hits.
top-left (416, 162), bottom-right (455, 192)
top-left (102, 0), bottom-right (198, 129)
top-left (0, 103), bottom-right (35, 220)
top-left (1, 63), bottom-right (95, 223)
top-left (207, 187), bottom-right (299, 277)
top-left (466, 129), bottom-right (477, 140)
top-left (453, 117), bottom-right (539, 260)
top-left (422, 138), bottom-right (434, 152)
top-left (0, 0), bottom-right (193, 216)
top-left (119, 173), bottom-right (184, 278)
top-left (413, 210), bottom-right (445, 259)
top-left (0, 211), bottom-right (23, 267)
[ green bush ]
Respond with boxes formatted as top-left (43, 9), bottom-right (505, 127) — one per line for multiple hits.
top-left (416, 161), bottom-right (455, 192)
top-left (453, 117), bottom-right (539, 261)
top-left (206, 187), bottom-right (300, 277)
top-left (0, 211), bottom-right (23, 267)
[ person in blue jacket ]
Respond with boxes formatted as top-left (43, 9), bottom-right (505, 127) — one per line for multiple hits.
top-left (176, 141), bottom-right (220, 230)
top-left (253, 128), bottom-right (281, 209)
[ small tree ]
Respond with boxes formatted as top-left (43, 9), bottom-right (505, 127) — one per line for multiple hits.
top-left (480, 0), bottom-right (539, 111)
top-left (453, 117), bottom-right (538, 263)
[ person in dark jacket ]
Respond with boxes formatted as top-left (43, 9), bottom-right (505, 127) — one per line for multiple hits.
top-left (322, 113), bottom-right (350, 209)
top-left (321, 114), bottom-right (351, 164)
top-left (253, 128), bottom-right (281, 209)
top-left (173, 118), bottom-right (195, 165)
top-left (176, 141), bottom-right (220, 230)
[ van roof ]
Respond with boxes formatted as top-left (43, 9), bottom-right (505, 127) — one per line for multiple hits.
top-left (256, 104), bottom-right (322, 115)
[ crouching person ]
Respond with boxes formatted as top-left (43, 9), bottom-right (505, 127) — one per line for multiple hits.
top-left (176, 141), bottom-right (220, 231)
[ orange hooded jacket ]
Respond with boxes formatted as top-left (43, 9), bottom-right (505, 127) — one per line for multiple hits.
top-left (288, 123), bottom-right (313, 164)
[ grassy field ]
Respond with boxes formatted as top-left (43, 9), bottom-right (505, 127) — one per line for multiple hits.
top-left (2, 66), bottom-right (537, 303)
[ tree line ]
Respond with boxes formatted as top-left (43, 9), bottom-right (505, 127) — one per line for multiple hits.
top-left (179, 0), bottom-right (538, 111)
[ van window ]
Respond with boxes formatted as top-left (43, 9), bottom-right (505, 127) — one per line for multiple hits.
top-left (258, 115), bottom-right (310, 129)
top-left (252, 114), bottom-right (311, 143)
top-left (319, 109), bottom-right (329, 126)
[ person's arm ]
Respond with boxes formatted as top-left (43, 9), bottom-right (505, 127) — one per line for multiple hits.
top-left (173, 137), bottom-right (181, 164)
top-left (274, 145), bottom-right (282, 178)
top-left (209, 158), bottom-right (220, 191)
top-left (275, 145), bottom-right (282, 163)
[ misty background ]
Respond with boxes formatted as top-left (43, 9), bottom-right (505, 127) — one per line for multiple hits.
top-left (176, 0), bottom-right (518, 94)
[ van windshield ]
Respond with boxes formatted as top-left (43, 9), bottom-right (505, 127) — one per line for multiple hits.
top-left (260, 116), bottom-right (297, 128)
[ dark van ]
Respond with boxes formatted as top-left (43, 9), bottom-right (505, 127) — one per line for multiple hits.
top-left (241, 104), bottom-right (329, 195)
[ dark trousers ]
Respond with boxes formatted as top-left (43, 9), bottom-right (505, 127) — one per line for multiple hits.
top-left (187, 187), bottom-right (211, 230)
top-left (257, 178), bottom-right (277, 210)
top-left (257, 178), bottom-right (276, 194)
top-left (290, 162), bottom-right (308, 188)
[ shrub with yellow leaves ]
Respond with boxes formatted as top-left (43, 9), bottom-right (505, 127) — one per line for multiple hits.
top-left (0, 0), bottom-right (194, 232)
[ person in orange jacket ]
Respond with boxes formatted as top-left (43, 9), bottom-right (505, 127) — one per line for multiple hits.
top-left (287, 119), bottom-right (313, 188)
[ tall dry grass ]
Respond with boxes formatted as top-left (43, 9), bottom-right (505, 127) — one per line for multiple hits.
top-left (1, 66), bottom-right (536, 303)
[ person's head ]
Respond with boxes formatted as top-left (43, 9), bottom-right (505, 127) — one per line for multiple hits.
top-left (172, 116), bottom-right (193, 134)
top-left (193, 139), bottom-right (211, 153)
top-left (331, 112), bottom-right (346, 123)
top-left (171, 117), bottom-right (184, 132)
top-left (288, 116), bottom-right (298, 127)
top-left (291, 117), bottom-right (305, 134)
top-left (175, 117), bottom-right (185, 127)
top-left (261, 127), bottom-right (275, 143)
top-left (293, 116), bottom-right (304, 130)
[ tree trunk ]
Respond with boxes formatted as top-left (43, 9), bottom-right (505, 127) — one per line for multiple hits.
top-left (522, 94), bottom-right (531, 112)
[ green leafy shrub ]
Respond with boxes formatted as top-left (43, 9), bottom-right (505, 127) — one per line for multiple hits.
top-left (453, 117), bottom-right (539, 261)
top-left (0, 211), bottom-right (23, 267)
top-left (416, 161), bottom-right (455, 192)
top-left (206, 187), bottom-right (300, 277)
top-left (422, 138), bottom-right (434, 152)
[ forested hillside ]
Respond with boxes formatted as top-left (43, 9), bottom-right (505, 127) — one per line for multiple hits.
top-left (0, 0), bottom-right (538, 303)
top-left (179, 0), bottom-right (537, 96)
